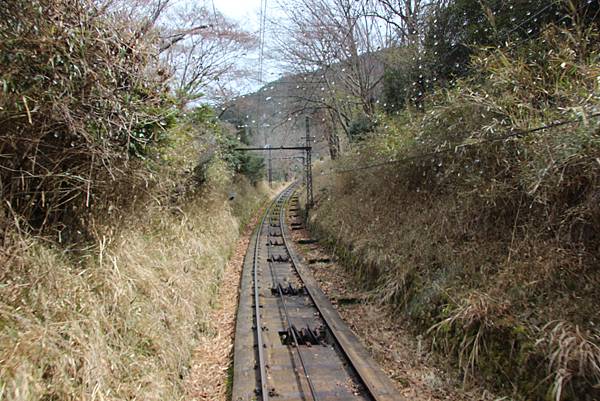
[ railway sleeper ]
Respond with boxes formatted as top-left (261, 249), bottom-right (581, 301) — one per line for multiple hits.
top-left (268, 238), bottom-right (284, 246)
top-left (308, 257), bottom-right (331, 264)
top-left (278, 324), bottom-right (326, 346)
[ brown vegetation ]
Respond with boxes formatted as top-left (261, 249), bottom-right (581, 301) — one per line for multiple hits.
top-left (0, 0), bottom-right (268, 398)
top-left (0, 164), bottom-right (270, 400)
top-left (0, 0), bottom-right (172, 237)
top-left (307, 23), bottom-right (600, 400)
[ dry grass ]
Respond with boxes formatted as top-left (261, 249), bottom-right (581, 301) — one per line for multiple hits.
top-left (184, 185), bottom-right (278, 401)
top-left (307, 22), bottom-right (600, 401)
top-left (292, 221), bottom-right (498, 401)
top-left (537, 321), bottom-right (600, 401)
top-left (312, 156), bottom-right (600, 398)
top-left (0, 1), bottom-right (269, 398)
top-left (428, 293), bottom-right (510, 384)
top-left (0, 162), bottom-right (269, 400)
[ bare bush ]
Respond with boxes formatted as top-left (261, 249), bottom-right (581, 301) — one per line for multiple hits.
top-left (0, 0), bottom-right (173, 238)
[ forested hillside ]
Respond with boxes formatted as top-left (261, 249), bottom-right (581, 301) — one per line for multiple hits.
top-left (278, 0), bottom-right (600, 400)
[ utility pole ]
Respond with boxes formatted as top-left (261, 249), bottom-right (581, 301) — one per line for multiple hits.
top-left (304, 116), bottom-right (314, 210)
top-left (267, 145), bottom-right (273, 187)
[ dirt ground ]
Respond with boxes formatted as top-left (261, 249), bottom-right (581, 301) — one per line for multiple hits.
top-left (288, 214), bottom-right (503, 401)
top-left (185, 211), bottom-right (262, 401)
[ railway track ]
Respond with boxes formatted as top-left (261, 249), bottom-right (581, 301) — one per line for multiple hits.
top-left (232, 184), bottom-right (401, 401)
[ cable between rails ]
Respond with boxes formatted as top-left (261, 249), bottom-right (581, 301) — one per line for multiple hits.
top-left (271, 186), bottom-right (320, 401)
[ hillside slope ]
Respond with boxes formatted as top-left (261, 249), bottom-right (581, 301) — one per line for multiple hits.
top-left (1, 163), bottom-right (271, 400)
top-left (306, 26), bottom-right (600, 401)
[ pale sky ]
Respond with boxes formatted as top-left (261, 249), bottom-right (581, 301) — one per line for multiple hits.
top-left (213, 0), bottom-right (285, 92)
top-left (214, 0), bottom-right (262, 26)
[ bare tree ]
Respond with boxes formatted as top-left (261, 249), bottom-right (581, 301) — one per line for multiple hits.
top-left (369, 0), bottom-right (445, 110)
top-left (159, 3), bottom-right (257, 107)
top-left (96, 0), bottom-right (256, 107)
top-left (97, 0), bottom-right (172, 33)
top-left (273, 0), bottom-right (391, 157)
top-left (372, 0), bottom-right (426, 46)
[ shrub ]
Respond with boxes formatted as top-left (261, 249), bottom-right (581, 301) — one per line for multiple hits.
top-left (0, 0), bottom-right (174, 237)
top-left (311, 22), bottom-right (600, 400)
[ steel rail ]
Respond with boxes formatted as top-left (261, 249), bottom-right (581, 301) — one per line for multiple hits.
top-left (279, 190), bottom-right (401, 401)
top-left (253, 185), bottom-right (304, 401)
top-left (234, 146), bottom-right (312, 151)
top-left (246, 183), bottom-right (398, 401)
top-left (253, 197), bottom-right (277, 401)
top-left (234, 185), bottom-right (400, 401)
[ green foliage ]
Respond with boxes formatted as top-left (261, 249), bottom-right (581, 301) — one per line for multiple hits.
top-left (424, 0), bottom-right (561, 81)
top-left (129, 100), bottom-right (181, 159)
top-left (217, 132), bottom-right (265, 184)
top-left (383, 67), bottom-right (417, 112)
top-left (381, 0), bottom-right (599, 109)
top-left (196, 104), bottom-right (264, 183)
top-left (188, 104), bottom-right (219, 126)
top-left (347, 114), bottom-right (378, 142)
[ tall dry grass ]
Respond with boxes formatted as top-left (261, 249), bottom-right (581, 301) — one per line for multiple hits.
top-left (537, 321), bottom-right (600, 401)
top-left (0, 161), bottom-right (270, 400)
top-left (308, 22), bottom-right (600, 400)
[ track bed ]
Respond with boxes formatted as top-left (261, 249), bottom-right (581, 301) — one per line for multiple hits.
top-left (232, 185), bottom-right (401, 401)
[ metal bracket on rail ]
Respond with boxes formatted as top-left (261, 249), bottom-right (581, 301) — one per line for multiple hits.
top-left (268, 254), bottom-right (289, 263)
top-left (271, 283), bottom-right (305, 296)
top-left (279, 325), bottom-right (325, 346)
top-left (268, 238), bottom-right (284, 246)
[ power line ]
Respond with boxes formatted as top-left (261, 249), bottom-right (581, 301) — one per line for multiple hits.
top-left (210, 0), bottom-right (218, 23)
top-left (258, 0), bottom-right (268, 85)
top-left (256, 0), bottom-right (269, 146)
top-left (242, 1), bottom-right (597, 161)
top-left (319, 112), bottom-right (600, 176)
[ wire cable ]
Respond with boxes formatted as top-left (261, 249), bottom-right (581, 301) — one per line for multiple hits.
top-left (318, 112), bottom-right (600, 176)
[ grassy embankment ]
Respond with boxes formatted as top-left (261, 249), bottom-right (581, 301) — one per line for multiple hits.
top-left (0, 1), bottom-right (270, 399)
top-left (0, 162), bottom-right (271, 400)
top-left (307, 26), bottom-right (600, 400)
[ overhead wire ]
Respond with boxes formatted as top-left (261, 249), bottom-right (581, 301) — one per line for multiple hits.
top-left (256, 0), bottom-right (269, 145)
top-left (318, 112), bottom-right (600, 176)
top-left (246, 1), bottom-right (598, 176)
